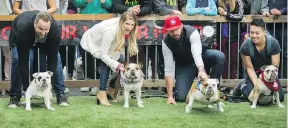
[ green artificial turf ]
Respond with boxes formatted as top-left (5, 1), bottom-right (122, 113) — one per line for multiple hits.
top-left (0, 96), bottom-right (286, 128)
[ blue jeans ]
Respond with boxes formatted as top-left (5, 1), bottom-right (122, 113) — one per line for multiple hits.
top-left (39, 52), bottom-right (66, 95)
top-left (241, 72), bottom-right (284, 102)
top-left (10, 46), bottom-right (65, 97)
top-left (99, 55), bottom-right (125, 91)
top-left (10, 46), bottom-right (34, 97)
top-left (174, 49), bottom-right (225, 102)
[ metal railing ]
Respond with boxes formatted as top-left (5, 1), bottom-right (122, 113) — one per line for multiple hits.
top-left (0, 14), bottom-right (287, 90)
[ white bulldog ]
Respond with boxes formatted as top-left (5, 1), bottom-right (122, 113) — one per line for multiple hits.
top-left (185, 79), bottom-right (224, 114)
top-left (120, 63), bottom-right (145, 108)
top-left (25, 71), bottom-right (54, 111)
top-left (248, 65), bottom-right (285, 109)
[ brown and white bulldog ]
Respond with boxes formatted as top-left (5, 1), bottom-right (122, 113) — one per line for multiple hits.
top-left (248, 65), bottom-right (285, 109)
top-left (120, 63), bottom-right (145, 108)
top-left (185, 79), bottom-right (224, 114)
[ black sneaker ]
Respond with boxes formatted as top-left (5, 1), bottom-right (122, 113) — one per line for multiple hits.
top-left (8, 96), bottom-right (21, 108)
top-left (233, 83), bottom-right (246, 97)
top-left (56, 94), bottom-right (69, 107)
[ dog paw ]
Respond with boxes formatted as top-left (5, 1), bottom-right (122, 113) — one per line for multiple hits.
top-left (123, 104), bottom-right (129, 109)
top-left (138, 104), bottom-right (144, 108)
top-left (111, 100), bottom-right (119, 103)
top-left (278, 104), bottom-right (285, 108)
top-left (218, 108), bottom-right (224, 112)
top-left (250, 105), bottom-right (256, 109)
top-left (48, 107), bottom-right (55, 111)
top-left (185, 109), bottom-right (191, 114)
top-left (207, 105), bottom-right (213, 108)
top-left (25, 108), bottom-right (32, 111)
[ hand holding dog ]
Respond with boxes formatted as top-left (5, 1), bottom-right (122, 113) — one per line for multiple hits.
top-left (198, 71), bottom-right (208, 82)
top-left (116, 63), bottom-right (125, 72)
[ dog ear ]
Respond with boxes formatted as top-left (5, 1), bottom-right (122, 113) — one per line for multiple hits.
top-left (47, 71), bottom-right (53, 76)
top-left (123, 62), bottom-right (128, 67)
top-left (123, 61), bottom-right (128, 70)
top-left (32, 73), bottom-right (38, 78)
top-left (260, 65), bottom-right (267, 71)
top-left (137, 62), bottom-right (143, 69)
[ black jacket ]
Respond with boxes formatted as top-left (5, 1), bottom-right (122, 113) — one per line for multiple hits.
top-left (112, 0), bottom-right (152, 16)
top-left (9, 11), bottom-right (61, 89)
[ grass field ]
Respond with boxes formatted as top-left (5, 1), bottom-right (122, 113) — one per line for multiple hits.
top-left (0, 96), bottom-right (287, 128)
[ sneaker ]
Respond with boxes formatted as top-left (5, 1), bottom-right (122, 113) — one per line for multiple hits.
top-left (8, 96), bottom-right (21, 108)
top-left (57, 94), bottom-right (69, 107)
top-left (233, 83), bottom-right (246, 97)
top-left (80, 87), bottom-right (90, 92)
top-left (90, 87), bottom-right (98, 96)
top-left (64, 88), bottom-right (70, 93)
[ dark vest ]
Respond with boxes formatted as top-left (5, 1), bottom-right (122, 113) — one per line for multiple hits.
top-left (164, 25), bottom-right (196, 66)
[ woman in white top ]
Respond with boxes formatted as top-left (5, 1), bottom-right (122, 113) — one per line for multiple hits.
top-left (80, 11), bottom-right (138, 106)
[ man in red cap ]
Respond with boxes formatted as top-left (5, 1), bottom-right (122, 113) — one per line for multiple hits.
top-left (162, 15), bottom-right (225, 104)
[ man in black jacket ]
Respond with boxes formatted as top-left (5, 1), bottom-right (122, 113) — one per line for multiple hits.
top-left (112, 0), bottom-right (152, 16)
top-left (8, 11), bottom-right (69, 108)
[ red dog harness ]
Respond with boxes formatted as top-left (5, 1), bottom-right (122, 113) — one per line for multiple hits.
top-left (260, 72), bottom-right (279, 91)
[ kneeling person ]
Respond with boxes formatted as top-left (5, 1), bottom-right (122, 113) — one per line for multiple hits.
top-left (162, 16), bottom-right (225, 104)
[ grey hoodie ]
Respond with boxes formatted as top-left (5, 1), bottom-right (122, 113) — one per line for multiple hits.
top-left (153, 0), bottom-right (186, 15)
top-left (243, 0), bottom-right (269, 15)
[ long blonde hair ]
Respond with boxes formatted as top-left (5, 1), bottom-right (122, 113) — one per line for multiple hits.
top-left (115, 11), bottom-right (138, 57)
top-left (218, 0), bottom-right (236, 12)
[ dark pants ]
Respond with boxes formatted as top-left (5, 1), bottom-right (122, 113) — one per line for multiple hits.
top-left (10, 46), bottom-right (33, 97)
top-left (59, 45), bottom-right (75, 76)
top-left (38, 51), bottom-right (66, 95)
top-left (10, 46), bottom-right (66, 97)
top-left (79, 47), bottom-right (100, 79)
top-left (241, 73), bottom-right (284, 102)
top-left (221, 38), bottom-right (238, 79)
top-left (174, 49), bottom-right (225, 102)
top-left (99, 55), bottom-right (125, 91)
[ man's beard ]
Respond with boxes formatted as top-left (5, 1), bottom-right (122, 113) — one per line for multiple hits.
top-left (38, 33), bottom-right (47, 39)
top-left (173, 35), bottom-right (180, 40)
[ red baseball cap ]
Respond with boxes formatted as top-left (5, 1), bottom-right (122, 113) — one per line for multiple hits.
top-left (164, 15), bottom-right (183, 31)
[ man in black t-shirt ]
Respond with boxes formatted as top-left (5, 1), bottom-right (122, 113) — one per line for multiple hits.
top-left (233, 18), bottom-right (284, 103)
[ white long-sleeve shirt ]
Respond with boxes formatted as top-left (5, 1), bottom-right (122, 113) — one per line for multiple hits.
top-left (80, 17), bottom-right (123, 72)
top-left (162, 30), bottom-right (204, 77)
